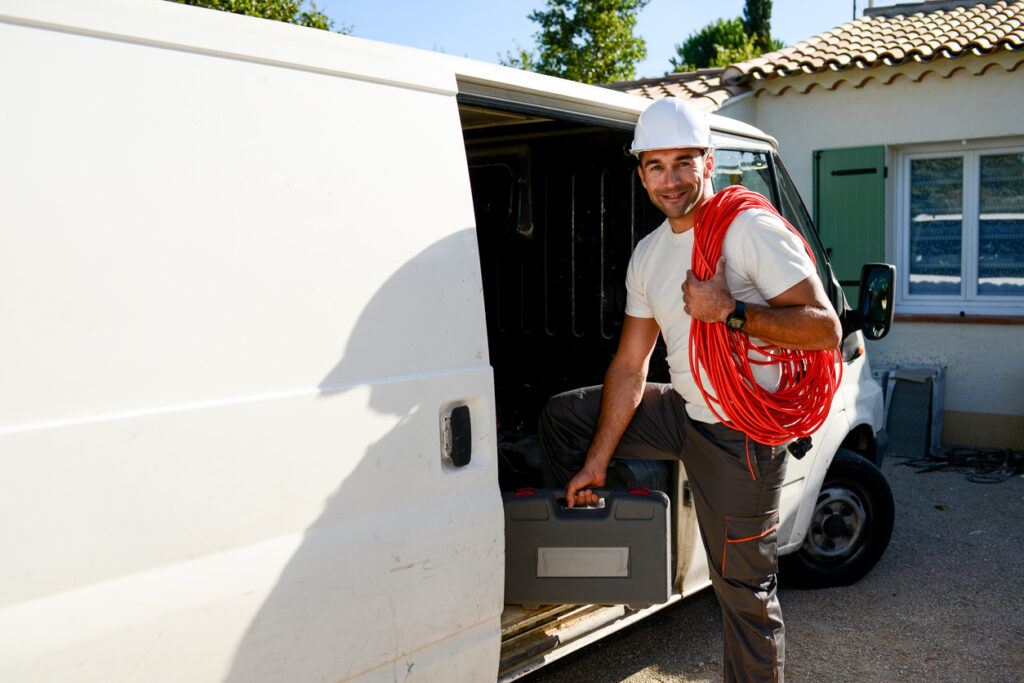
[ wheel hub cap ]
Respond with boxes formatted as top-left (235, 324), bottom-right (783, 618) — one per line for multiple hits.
top-left (803, 486), bottom-right (868, 560)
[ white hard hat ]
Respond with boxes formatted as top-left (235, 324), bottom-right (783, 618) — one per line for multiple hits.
top-left (629, 97), bottom-right (712, 157)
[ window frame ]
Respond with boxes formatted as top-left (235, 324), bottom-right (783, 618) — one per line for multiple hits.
top-left (895, 140), bottom-right (1024, 316)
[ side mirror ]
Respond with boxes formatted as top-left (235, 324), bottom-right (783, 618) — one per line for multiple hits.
top-left (856, 263), bottom-right (896, 340)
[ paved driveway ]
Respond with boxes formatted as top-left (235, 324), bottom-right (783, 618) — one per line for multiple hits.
top-left (523, 455), bottom-right (1024, 681)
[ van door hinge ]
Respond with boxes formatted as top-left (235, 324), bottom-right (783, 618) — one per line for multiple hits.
top-left (442, 405), bottom-right (472, 468)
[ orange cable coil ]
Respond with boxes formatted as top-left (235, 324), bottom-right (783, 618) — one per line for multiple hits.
top-left (688, 185), bottom-right (842, 446)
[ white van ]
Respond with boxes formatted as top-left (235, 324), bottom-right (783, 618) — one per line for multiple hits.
top-left (0, 1), bottom-right (897, 681)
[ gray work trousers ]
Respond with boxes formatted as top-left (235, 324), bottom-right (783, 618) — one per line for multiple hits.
top-left (538, 383), bottom-right (786, 683)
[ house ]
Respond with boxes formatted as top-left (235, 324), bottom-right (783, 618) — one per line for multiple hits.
top-left (608, 0), bottom-right (1024, 450)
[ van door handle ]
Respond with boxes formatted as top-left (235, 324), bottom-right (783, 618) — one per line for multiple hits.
top-left (442, 405), bottom-right (472, 467)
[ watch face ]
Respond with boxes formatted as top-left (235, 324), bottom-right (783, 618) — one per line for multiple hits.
top-left (726, 301), bottom-right (745, 331)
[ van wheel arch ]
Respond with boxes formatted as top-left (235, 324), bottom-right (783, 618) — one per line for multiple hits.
top-left (839, 424), bottom-right (879, 465)
top-left (781, 449), bottom-right (894, 589)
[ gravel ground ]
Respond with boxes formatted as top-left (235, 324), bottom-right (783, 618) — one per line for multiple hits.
top-left (522, 455), bottom-right (1024, 682)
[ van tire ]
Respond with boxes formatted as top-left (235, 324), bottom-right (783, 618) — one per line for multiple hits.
top-left (780, 449), bottom-right (894, 588)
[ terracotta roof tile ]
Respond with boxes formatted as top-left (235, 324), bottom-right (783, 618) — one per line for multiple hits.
top-left (606, 1), bottom-right (1024, 105)
top-left (600, 69), bottom-right (751, 110)
top-left (723, 0), bottom-right (1024, 84)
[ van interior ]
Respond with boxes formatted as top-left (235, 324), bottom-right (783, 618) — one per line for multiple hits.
top-left (459, 102), bottom-right (670, 495)
top-left (457, 99), bottom-right (845, 497)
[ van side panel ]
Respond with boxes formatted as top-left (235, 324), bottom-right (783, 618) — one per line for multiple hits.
top-left (0, 9), bottom-right (500, 682)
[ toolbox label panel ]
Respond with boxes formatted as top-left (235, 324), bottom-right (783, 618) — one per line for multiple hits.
top-left (537, 547), bottom-right (629, 578)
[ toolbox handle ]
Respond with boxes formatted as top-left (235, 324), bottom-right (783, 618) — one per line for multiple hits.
top-left (502, 487), bottom-right (668, 520)
top-left (552, 488), bottom-right (632, 514)
top-left (560, 497), bottom-right (607, 511)
top-left (509, 488), bottom-right (659, 501)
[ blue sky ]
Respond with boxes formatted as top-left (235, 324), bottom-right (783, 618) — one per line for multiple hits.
top-left (320, 1), bottom-right (900, 80)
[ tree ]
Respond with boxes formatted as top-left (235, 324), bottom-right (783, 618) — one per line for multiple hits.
top-left (670, 0), bottom-right (782, 72)
top-left (501, 0), bottom-right (650, 84)
top-left (167, 0), bottom-right (351, 33)
top-left (743, 0), bottom-right (774, 53)
top-left (669, 18), bottom-right (754, 72)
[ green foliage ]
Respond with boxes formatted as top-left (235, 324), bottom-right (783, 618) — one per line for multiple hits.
top-left (670, 17), bottom-right (749, 71)
top-left (670, 0), bottom-right (783, 72)
top-left (713, 36), bottom-right (765, 67)
top-left (743, 0), bottom-right (774, 53)
top-left (167, 0), bottom-right (351, 33)
top-left (502, 43), bottom-right (537, 73)
top-left (500, 0), bottom-right (650, 84)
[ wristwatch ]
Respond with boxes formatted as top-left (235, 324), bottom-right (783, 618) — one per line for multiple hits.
top-left (725, 300), bottom-right (746, 331)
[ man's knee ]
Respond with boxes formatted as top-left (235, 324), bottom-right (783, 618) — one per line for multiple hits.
top-left (537, 392), bottom-right (562, 430)
top-left (539, 386), bottom-right (601, 437)
top-left (545, 385), bottom-right (598, 415)
top-left (537, 387), bottom-right (603, 483)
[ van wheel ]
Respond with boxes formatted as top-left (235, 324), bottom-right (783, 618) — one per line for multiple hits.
top-left (780, 449), bottom-right (894, 588)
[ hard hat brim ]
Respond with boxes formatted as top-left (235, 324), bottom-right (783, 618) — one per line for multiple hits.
top-left (629, 144), bottom-right (713, 158)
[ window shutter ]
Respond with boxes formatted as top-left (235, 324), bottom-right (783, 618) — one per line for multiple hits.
top-left (813, 146), bottom-right (886, 303)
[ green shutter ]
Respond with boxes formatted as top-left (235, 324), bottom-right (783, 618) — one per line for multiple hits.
top-left (813, 146), bottom-right (886, 304)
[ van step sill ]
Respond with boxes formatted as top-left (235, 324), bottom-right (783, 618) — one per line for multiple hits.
top-left (498, 598), bottom-right (682, 681)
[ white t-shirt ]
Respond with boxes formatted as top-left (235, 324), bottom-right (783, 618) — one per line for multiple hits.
top-left (625, 208), bottom-right (817, 424)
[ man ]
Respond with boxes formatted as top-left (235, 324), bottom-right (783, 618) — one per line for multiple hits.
top-left (538, 98), bottom-right (841, 682)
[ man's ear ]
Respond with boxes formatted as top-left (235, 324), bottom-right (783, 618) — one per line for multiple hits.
top-left (636, 163), bottom-right (648, 190)
top-left (703, 151), bottom-right (715, 178)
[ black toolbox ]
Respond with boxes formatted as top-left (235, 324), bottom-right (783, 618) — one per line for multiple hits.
top-left (502, 487), bottom-right (671, 609)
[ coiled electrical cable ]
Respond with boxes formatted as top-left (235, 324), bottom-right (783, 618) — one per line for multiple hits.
top-left (688, 185), bottom-right (842, 446)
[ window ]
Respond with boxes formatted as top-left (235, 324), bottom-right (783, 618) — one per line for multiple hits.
top-left (897, 144), bottom-right (1024, 314)
top-left (711, 149), bottom-right (773, 199)
top-left (711, 149), bottom-right (838, 310)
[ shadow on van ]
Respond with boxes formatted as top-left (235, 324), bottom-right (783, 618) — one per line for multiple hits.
top-left (222, 230), bottom-right (502, 681)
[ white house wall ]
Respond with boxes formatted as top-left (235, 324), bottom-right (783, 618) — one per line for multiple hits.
top-left (718, 56), bottom-right (1024, 448)
top-left (872, 322), bottom-right (1023, 448)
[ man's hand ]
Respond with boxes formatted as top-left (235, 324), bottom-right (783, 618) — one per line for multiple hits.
top-left (682, 256), bottom-right (733, 323)
top-left (566, 465), bottom-right (607, 508)
top-left (682, 256), bottom-right (842, 350)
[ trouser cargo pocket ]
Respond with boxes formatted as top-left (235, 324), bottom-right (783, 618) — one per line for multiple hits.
top-left (722, 510), bottom-right (780, 581)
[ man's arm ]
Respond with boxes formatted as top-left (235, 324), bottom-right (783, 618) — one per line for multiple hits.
top-left (566, 314), bottom-right (661, 508)
top-left (682, 257), bottom-right (841, 350)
